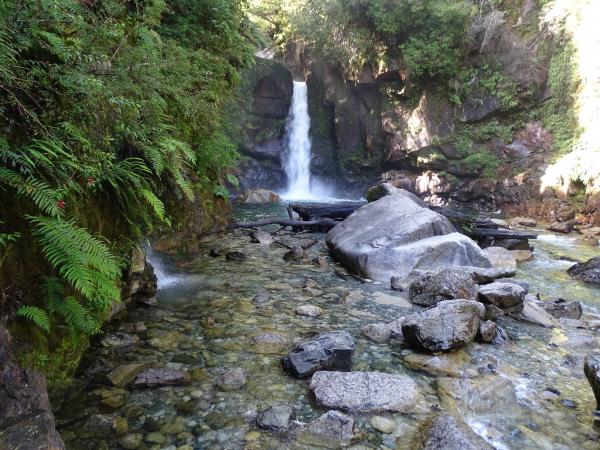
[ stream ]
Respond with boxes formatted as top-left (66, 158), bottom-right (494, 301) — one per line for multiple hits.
top-left (56, 202), bottom-right (600, 450)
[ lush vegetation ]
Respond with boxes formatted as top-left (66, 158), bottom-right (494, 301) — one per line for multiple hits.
top-left (0, 0), bottom-right (256, 375)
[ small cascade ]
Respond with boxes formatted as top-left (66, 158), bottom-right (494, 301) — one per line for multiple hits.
top-left (282, 81), bottom-right (313, 199)
top-left (145, 247), bottom-right (182, 288)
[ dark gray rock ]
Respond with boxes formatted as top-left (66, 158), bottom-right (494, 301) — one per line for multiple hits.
top-left (0, 326), bottom-right (65, 450)
top-left (421, 412), bottom-right (493, 450)
top-left (362, 323), bottom-right (392, 343)
top-left (567, 257), bottom-right (600, 284)
top-left (550, 221), bottom-right (573, 233)
top-left (249, 230), bottom-right (274, 245)
top-left (491, 326), bottom-right (511, 345)
top-left (225, 251), bottom-right (247, 261)
top-left (477, 320), bottom-right (497, 343)
top-left (390, 275), bottom-right (406, 291)
top-left (284, 247), bottom-right (307, 262)
top-left (460, 94), bottom-right (500, 122)
top-left (409, 269), bottom-right (478, 307)
top-left (543, 298), bottom-right (582, 320)
top-left (496, 278), bottom-right (530, 292)
top-left (281, 331), bottom-right (355, 378)
top-left (326, 193), bottom-right (491, 282)
top-left (256, 405), bottom-right (293, 432)
top-left (309, 371), bottom-right (420, 412)
top-left (484, 304), bottom-right (504, 321)
top-left (402, 300), bottom-right (485, 353)
top-left (478, 282), bottom-right (526, 312)
top-left (132, 368), bottom-right (191, 388)
top-left (584, 353), bottom-right (600, 411)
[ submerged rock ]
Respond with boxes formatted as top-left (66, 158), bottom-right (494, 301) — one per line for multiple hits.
top-left (284, 247), bottom-right (308, 262)
top-left (402, 300), bottom-right (485, 353)
top-left (256, 405), bottom-right (293, 432)
top-left (403, 352), bottom-right (465, 377)
top-left (295, 304), bottom-right (323, 317)
top-left (478, 282), bottom-right (526, 312)
top-left (567, 257), bottom-right (600, 284)
top-left (310, 371), bottom-right (420, 413)
top-left (543, 298), bottom-right (582, 320)
top-left (249, 229), bottom-right (274, 244)
top-left (325, 193), bottom-right (491, 282)
top-left (298, 410), bottom-right (355, 447)
top-left (225, 251), bottom-right (247, 261)
top-left (281, 331), bottom-right (355, 378)
top-left (101, 332), bottom-right (139, 348)
top-left (370, 416), bottom-right (396, 434)
top-left (584, 353), bottom-right (600, 411)
top-left (132, 368), bottom-right (191, 388)
top-left (362, 322), bottom-right (392, 343)
top-left (420, 412), bottom-right (493, 450)
top-left (477, 320), bottom-right (497, 343)
top-left (515, 299), bottom-right (559, 328)
top-left (214, 368), bottom-right (247, 391)
top-left (408, 269), bottom-right (478, 307)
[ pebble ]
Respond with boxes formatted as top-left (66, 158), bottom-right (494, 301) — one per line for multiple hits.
top-left (370, 416), bottom-right (396, 434)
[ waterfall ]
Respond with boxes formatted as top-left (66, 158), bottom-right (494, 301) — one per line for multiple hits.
top-left (145, 246), bottom-right (182, 288)
top-left (282, 81), bottom-right (314, 200)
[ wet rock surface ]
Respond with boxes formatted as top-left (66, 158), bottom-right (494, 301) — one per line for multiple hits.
top-left (255, 405), bottom-right (293, 432)
top-left (568, 257), bottom-right (600, 284)
top-left (281, 331), bottom-right (355, 378)
top-left (310, 371), bottom-right (420, 412)
top-left (478, 282), bottom-right (526, 311)
top-left (584, 354), bottom-right (600, 411)
top-left (132, 368), bottom-right (191, 388)
top-left (402, 300), bottom-right (485, 352)
top-left (421, 412), bottom-right (493, 450)
top-left (408, 269), bottom-right (478, 307)
top-left (543, 298), bottom-right (582, 320)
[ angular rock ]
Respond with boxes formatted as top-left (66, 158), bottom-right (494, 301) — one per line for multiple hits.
top-left (106, 364), bottom-right (147, 388)
top-left (478, 282), bottom-right (525, 311)
top-left (362, 323), bottom-right (392, 343)
top-left (284, 247), bottom-right (307, 262)
top-left (310, 371), bottom-right (420, 413)
top-left (514, 298), bottom-right (559, 328)
top-left (543, 298), bottom-right (582, 320)
top-left (454, 265), bottom-right (516, 284)
top-left (370, 416), bottom-right (396, 434)
top-left (476, 320), bottom-right (497, 343)
top-left (132, 368), bottom-right (191, 388)
top-left (281, 331), bottom-right (355, 378)
top-left (408, 269), bottom-right (478, 307)
top-left (214, 368), bottom-right (246, 391)
top-left (403, 352), bottom-right (464, 377)
top-left (491, 326), bottom-right (511, 345)
top-left (390, 275), bottom-right (406, 291)
top-left (298, 410), bottom-right (355, 446)
top-left (101, 332), bottom-right (139, 348)
top-left (225, 251), bottom-right (247, 261)
top-left (421, 413), bottom-right (493, 450)
top-left (402, 300), bottom-right (485, 353)
top-left (484, 304), bottom-right (504, 321)
top-left (239, 189), bottom-right (281, 203)
top-left (256, 405), bottom-right (293, 432)
top-left (511, 249), bottom-right (534, 262)
top-left (326, 193), bottom-right (491, 282)
top-left (483, 247), bottom-right (517, 270)
top-left (550, 222), bottom-right (573, 233)
top-left (567, 257), bottom-right (600, 285)
top-left (249, 230), bottom-right (274, 244)
top-left (584, 353), bottom-right (600, 411)
top-left (295, 304), bottom-right (323, 317)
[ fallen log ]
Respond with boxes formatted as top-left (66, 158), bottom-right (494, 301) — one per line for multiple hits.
top-left (290, 202), bottom-right (366, 221)
top-left (471, 228), bottom-right (538, 240)
top-left (228, 217), bottom-right (340, 231)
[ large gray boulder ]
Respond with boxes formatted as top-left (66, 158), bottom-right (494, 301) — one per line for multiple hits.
top-left (281, 331), bottom-right (355, 378)
top-left (584, 353), bottom-right (600, 411)
top-left (409, 269), bottom-right (478, 307)
top-left (402, 300), bottom-right (485, 353)
top-left (326, 193), bottom-right (491, 282)
top-left (543, 298), bottom-right (582, 320)
top-left (420, 413), bottom-right (493, 450)
top-left (309, 371), bottom-right (420, 413)
top-left (567, 257), bottom-right (600, 284)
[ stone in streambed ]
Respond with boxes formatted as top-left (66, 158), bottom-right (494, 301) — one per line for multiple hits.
top-left (256, 405), bottom-right (293, 432)
top-left (101, 332), bottom-right (139, 348)
top-left (225, 251), bottom-right (247, 261)
top-left (214, 368), bottom-right (246, 391)
top-left (476, 320), bottom-right (496, 343)
top-left (402, 300), bottom-right (485, 353)
top-left (370, 416), bottom-right (396, 434)
top-left (281, 331), bottom-right (355, 378)
top-left (362, 323), bottom-right (392, 343)
top-left (132, 368), bottom-right (191, 388)
top-left (325, 193), bottom-right (491, 282)
top-left (249, 230), bottom-right (274, 244)
top-left (478, 282), bottom-right (526, 312)
top-left (567, 257), bottom-right (600, 285)
top-left (403, 352), bottom-right (465, 377)
top-left (550, 221), bottom-right (573, 233)
top-left (420, 412), bottom-right (493, 450)
top-left (408, 269), bottom-right (478, 307)
top-left (514, 298), bottom-right (559, 328)
top-left (106, 364), bottom-right (147, 387)
top-left (119, 433), bottom-right (143, 449)
top-left (240, 189), bottom-right (281, 203)
top-left (295, 304), bottom-right (323, 317)
top-left (544, 298), bottom-right (582, 320)
top-left (584, 353), bottom-right (600, 411)
top-left (483, 246), bottom-right (517, 270)
top-left (511, 249), bottom-right (534, 262)
top-left (297, 410), bottom-right (355, 447)
top-left (454, 265), bottom-right (516, 284)
top-left (309, 371), bottom-right (420, 413)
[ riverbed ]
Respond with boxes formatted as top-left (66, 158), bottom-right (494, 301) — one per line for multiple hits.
top-left (57, 203), bottom-right (600, 450)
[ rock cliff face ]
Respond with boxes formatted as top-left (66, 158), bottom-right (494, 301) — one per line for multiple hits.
top-left (234, 1), bottom-right (599, 224)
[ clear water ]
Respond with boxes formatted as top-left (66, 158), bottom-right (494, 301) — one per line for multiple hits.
top-left (56, 209), bottom-right (600, 449)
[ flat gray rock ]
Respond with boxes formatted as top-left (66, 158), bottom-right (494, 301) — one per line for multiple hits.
top-left (256, 405), bottom-right (293, 432)
top-left (132, 368), bottom-right (191, 388)
top-left (297, 410), bottom-right (355, 447)
top-left (409, 269), bottom-right (478, 307)
top-left (309, 371), bottom-right (420, 412)
top-left (421, 412), bottom-right (493, 450)
top-left (478, 282), bottom-right (525, 311)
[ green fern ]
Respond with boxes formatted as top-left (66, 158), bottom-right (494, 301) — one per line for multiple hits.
top-left (0, 167), bottom-right (64, 217)
top-left (28, 216), bottom-right (122, 312)
top-left (17, 305), bottom-right (51, 333)
top-left (52, 296), bottom-right (98, 334)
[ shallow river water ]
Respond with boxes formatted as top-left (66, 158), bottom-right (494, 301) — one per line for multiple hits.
top-left (57, 203), bottom-right (600, 450)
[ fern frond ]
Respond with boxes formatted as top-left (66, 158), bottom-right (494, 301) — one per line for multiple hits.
top-left (17, 305), bottom-right (50, 333)
top-left (53, 296), bottom-right (99, 335)
top-left (0, 167), bottom-right (63, 216)
top-left (141, 189), bottom-right (170, 224)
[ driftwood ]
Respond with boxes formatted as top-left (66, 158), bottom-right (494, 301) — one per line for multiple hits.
top-left (291, 202), bottom-right (365, 221)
